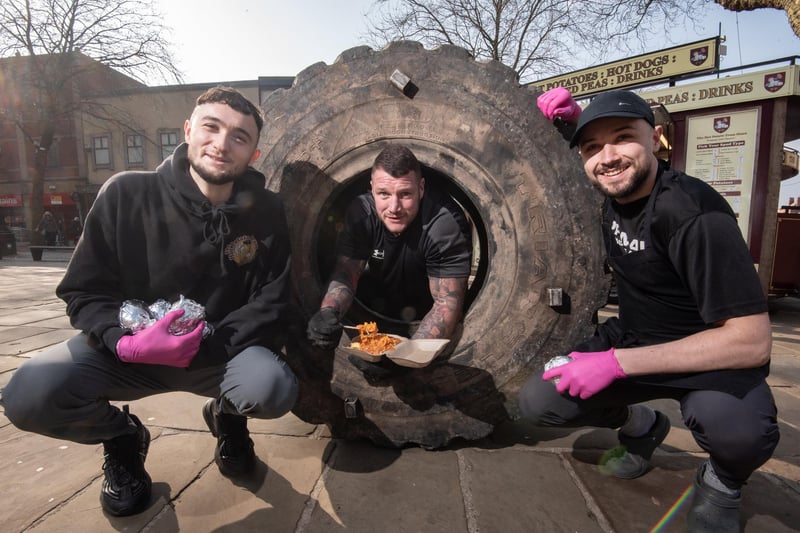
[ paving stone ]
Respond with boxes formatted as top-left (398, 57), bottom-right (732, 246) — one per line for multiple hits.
top-left (0, 326), bottom-right (52, 344)
top-left (121, 393), bottom-right (209, 432)
top-left (739, 471), bottom-right (800, 532)
top-left (27, 430), bottom-right (208, 533)
top-left (568, 453), bottom-right (701, 533)
top-left (0, 428), bottom-right (106, 532)
top-left (159, 435), bottom-right (329, 532)
top-left (769, 350), bottom-right (800, 385)
top-left (310, 442), bottom-right (467, 532)
top-left (33, 315), bottom-right (73, 329)
top-left (0, 329), bottom-right (75, 356)
top-left (0, 308), bottom-right (67, 327)
top-left (463, 447), bottom-right (605, 532)
top-left (0, 355), bottom-right (24, 372)
top-left (771, 387), bottom-right (800, 462)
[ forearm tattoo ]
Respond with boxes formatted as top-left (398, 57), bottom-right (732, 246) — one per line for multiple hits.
top-left (320, 256), bottom-right (366, 316)
top-left (414, 277), bottom-right (468, 339)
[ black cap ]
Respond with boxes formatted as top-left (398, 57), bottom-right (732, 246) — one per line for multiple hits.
top-left (569, 90), bottom-right (655, 148)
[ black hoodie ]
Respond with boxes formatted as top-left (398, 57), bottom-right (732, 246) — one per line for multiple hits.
top-left (56, 143), bottom-right (291, 368)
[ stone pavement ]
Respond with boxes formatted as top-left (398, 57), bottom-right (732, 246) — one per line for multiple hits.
top-left (0, 250), bottom-right (798, 532)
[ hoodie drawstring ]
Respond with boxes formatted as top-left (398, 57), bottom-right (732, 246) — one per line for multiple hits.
top-left (200, 203), bottom-right (233, 274)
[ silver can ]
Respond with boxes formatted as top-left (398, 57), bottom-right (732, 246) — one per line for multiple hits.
top-left (543, 355), bottom-right (573, 385)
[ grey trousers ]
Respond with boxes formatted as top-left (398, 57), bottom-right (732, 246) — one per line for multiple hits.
top-left (3, 333), bottom-right (299, 445)
top-left (518, 374), bottom-right (779, 489)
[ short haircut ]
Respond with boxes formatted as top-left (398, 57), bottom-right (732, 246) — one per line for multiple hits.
top-left (196, 86), bottom-right (264, 134)
top-left (372, 145), bottom-right (421, 179)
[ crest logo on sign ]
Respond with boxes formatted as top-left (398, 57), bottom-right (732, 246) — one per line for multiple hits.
top-left (764, 72), bottom-right (786, 93)
top-left (690, 46), bottom-right (708, 66)
top-left (713, 117), bottom-right (730, 134)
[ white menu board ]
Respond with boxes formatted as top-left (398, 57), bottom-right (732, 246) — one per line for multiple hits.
top-left (685, 108), bottom-right (760, 240)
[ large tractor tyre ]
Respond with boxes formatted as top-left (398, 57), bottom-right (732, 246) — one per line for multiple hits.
top-left (257, 41), bottom-right (608, 449)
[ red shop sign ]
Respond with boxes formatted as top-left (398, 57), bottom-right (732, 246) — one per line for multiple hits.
top-left (44, 193), bottom-right (75, 206)
top-left (0, 194), bottom-right (23, 207)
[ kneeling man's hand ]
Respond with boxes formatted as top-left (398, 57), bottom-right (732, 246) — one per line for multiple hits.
top-left (116, 309), bottom-right (204, 368)
top-left (542, 348), bottom-right (626, 399)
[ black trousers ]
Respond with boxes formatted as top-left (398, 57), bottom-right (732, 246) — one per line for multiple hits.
top-left (518, 373), bottom-right (779, 489)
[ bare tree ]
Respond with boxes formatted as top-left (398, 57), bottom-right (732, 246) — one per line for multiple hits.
top-left (364, 0), bottom-right (714, 83)
top-left (0, 0), bottom-right (181, 243)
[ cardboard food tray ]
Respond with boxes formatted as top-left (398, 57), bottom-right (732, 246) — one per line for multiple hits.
top-left (385, 338), bottom-right (450, 368)
top-left (338, 334), bottom-right (408, 363)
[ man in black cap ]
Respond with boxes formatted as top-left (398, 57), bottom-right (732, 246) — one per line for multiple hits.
top-left (520, 89), bottom-right (779, 532)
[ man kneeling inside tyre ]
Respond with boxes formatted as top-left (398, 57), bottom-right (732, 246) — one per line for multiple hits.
top-left (307, 144), bottom-right (472, 354)
top-left (519, 88), bottom-right (779, 532)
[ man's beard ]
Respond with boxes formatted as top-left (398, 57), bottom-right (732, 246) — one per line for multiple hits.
top-left (594, 165), bottom-right (649, 200)
top-left (189, 160), bottom-right (241, 186)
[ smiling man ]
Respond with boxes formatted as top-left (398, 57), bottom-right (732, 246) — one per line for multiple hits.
top-left (307, 144), bottom-right (472, 351)
top-left (520, 89), bottom-right (779, 532)
top-left (4, 86), bottom-right (298, 517)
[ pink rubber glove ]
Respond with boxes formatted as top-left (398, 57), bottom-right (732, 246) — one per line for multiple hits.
top-left (542, 348), bottom-right (626, 399)
top-left (537, 87), bottom-right (581, 123)
top-left (116, 309), bottom-right (204, 368)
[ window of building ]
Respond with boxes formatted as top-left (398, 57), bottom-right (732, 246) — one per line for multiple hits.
top-left (93, 135), bottom-right (111, 168)
top-left (159, 130), bottom-right (180, 160)
top-left (45, 138), bottom-right (59, 167)
top-left (125, 133), bottom-right (144, 167)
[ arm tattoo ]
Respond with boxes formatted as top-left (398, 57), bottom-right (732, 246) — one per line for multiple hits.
top-left (414, 276), bottom-right (468, 339)
top-left (320, 256), bottom-right (366, 316)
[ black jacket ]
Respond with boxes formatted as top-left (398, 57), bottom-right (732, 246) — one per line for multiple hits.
top-left (56, 143), bottom-right (292, 368)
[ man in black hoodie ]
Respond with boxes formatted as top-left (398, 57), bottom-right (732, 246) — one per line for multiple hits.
top-left (4, 86), bottom-right (298, 517)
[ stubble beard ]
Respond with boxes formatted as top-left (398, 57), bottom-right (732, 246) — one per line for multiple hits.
top-left (594, 165), bottom-right (649, 201)
top-left (189, 160), bottom-right (241, 186)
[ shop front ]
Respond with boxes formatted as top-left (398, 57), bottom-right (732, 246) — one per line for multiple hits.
top-left (0, 194), bottom-right (25, 227)
top-left (41, 192), bottom-right (80, 245)
top-left (0, 192), bottom-right (81, 244)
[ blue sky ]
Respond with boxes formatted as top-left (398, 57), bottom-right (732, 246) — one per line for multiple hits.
top-left (157, 0), bottom-right (799, 201)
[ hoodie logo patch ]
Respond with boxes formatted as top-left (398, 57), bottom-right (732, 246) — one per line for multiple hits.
top-left (225, 235), bottom-right (258, 266)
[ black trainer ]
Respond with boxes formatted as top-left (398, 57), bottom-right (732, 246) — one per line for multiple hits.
top-left (202, 398), bottom-right (256, 477)
top-left (100, 405), bottom-right (152, 516)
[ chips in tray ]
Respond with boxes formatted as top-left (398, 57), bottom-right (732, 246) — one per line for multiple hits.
top-left (348, 321), bottom-right (402, 355)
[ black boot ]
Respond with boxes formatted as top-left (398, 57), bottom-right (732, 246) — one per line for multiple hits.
top-left (686, 461), bottom-right (742, 532)
top-left (202, 398), bottom-right (255, 477)
top-left (100, 405), bottom-right (152, 516)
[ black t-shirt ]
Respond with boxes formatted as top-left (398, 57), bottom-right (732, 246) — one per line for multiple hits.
top-left (603, 163), bottom-right (769, 395)
top-left (607, 196), bottom-right (648, 255)
top-left (336, 188), bottom-right (472, 321)
top-left (606, 166), bottom-right (767, 340)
